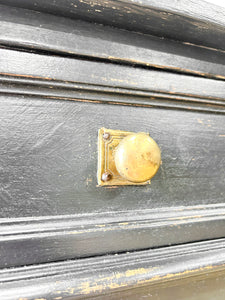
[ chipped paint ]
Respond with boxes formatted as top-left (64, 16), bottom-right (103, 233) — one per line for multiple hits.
top-left (80, 267), bottom-right (157, 294)
top-left (197, 119), bottom-right (204, 124)
top-left (71, 264), bottom-right (225, 296)
top-left (86, 177), bottom-right (92, 185)
top-left (105, 186), bottom-right (119, 189)
top-left (168, 215), bottom-right (204, 221)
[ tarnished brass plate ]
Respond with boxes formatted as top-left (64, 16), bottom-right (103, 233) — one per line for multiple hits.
top-left (97, 128), bottom-right (151, 186)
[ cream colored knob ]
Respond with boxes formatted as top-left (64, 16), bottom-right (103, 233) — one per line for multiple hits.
top-left (115, 133), bottom-right (161, 183)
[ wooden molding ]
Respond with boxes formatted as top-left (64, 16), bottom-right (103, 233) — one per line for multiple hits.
top-left (1, 0), bottom-right (225, 50)
top-left (1, 238), bottom-right (225, 299)
top-left (1, 204), bottom-right (225, 268)
top-left (1, 4), bottom-right (225, 80)
top-left (0, 48), bottom-right (225, 114)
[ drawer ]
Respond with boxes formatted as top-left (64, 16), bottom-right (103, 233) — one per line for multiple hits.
top-left (0, 1), bottom-right (225, 299)
top-left (0, 47), bottom-right (225, 268)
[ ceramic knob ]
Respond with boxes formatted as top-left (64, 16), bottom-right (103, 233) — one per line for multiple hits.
top-left (115, 133), bottom-right (161, 183)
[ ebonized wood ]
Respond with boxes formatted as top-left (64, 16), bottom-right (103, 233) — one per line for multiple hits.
top-left (1, 204), bottom-right (225, 268)
top-left (0, 1), bottom-right (225, 298)
top-left (1, 0), bottom-right (225, 51)
top-left (1, 4), bottom-right (225, 80)
top-left (1, 48), bottom-right (225, 101)
top-left (1, 239), bottom-right (225, 299)
top-left (0, 46), bottom-right (225, 267)
top-left (1, 92), bottom-right (224, 218)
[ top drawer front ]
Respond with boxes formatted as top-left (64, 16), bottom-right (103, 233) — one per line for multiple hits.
top-left (0, 48), bottom-right (225, 267)
top-left (1, 94), bottom-right (225, 217)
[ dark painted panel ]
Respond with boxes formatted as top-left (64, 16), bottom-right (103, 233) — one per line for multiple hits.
top-left (0, 94), bottom-right (224, 218)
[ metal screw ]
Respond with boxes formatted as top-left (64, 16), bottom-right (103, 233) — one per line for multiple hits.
top-left (103, 132), bottom-right (110, 141)
top-left (101, 172), bottom-right (112, 182)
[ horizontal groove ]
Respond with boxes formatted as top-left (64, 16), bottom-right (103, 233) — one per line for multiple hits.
top-left (1, 4), bottom-right (225, 82)
top-left (1, 238), bottom-right (225, 299)
top-left (1, 237), bottom-right (225, 283)
top-left (1, 48), bottom-right (224, 104)
top-left (1, 73), bottom-right (225, 101)
top-left (2, 42), bottom-right (225, 83)
top-left (1, 91), bottom-right (225, 115)
top-left (0, 204), bottom-right (225, 269)
top-left (0, 74), bottom-right (225, 105)
top-left (0, 43), bottom-right (217, 80)
top-left (0, 74), bottom-right (224, 114)
top-left (1, 203), bottom-right (225, 236)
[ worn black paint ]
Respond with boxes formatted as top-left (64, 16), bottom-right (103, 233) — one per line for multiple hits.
top-left (0, 88), bottom-right (225, 267)
top-left (1, 74), bottom-right (225, 113)
top-left (1, 204), bottom-right (225, 268)
top-left (1, 239), bottom-right (225, 299)
top-left (0, 94), bottom-right (224, 218)
top-left (0, 0), bottom-right (225, 298)
top-left (1, 49), bottom-right (225, 100)
top-left (1, 0), bottom-right (225, 51)
top-left (1, 5), bottom-right (225, 79)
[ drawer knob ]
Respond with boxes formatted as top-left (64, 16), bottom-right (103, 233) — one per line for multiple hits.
top-left (115, 133), bottom-right (161, 183)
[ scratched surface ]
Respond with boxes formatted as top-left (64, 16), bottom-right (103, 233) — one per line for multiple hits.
top-left (0, 0), bottom-right (225, 298)
top-left (1, 239), bottom-right (225, 299)
top-left (1, 5), bottom-right (225, 80)
top-left (0, 94), bottom-right (224, 218)
top-left (1, 0), bottom-right (225, 51)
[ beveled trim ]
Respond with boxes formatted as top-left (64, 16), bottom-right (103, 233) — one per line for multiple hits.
top-left (1, 238), bottom-right (225, 299)
top-left (1, 204), bottom-right (225, 268)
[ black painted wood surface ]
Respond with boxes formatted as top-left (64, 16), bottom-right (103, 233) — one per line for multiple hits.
top-left (1, 0), bottom-right (225, 51)
top-left (1, 4), bottom-right (225, 80)
top-left (1, 239), bottom-right (225, 299)
top-left (1, 204), bottom-right (225, 268)
top-left (0, 0), bottom-right (225, 298)
top-left (1, 93), bottom-right (225, 218)
top-left (0, 25), bottom-right (225, 267)
top-left (0, 71), bottom-right (225, 266)
top-left (1, 48), bottom-right (225, 101)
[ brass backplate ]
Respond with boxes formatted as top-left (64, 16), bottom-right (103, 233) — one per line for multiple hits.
top-left (97, 128), bottom-right (151, 186)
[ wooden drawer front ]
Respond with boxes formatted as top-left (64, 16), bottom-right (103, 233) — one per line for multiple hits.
top-left (1, 2), bottom-right (225, 299)
top-left (1, 94), bottom-right (225, 217)
top-left (0, 46), bottom-right (225, 267)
